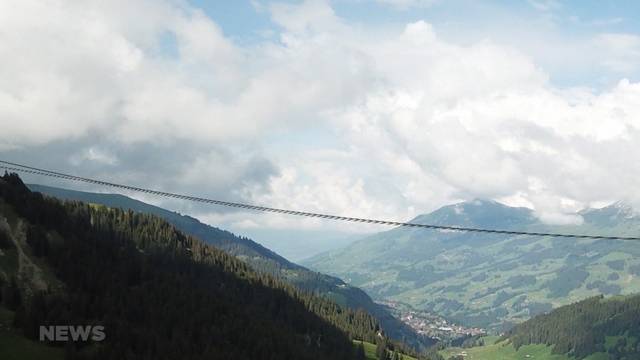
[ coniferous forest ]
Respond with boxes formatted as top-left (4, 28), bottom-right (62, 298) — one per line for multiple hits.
top-left (0, 173), bottom-right (383, 359)
top-left (26, 182), bottom-right (435, 351)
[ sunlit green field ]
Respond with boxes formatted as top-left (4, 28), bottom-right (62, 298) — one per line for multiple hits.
top-left (354, 340), bottom-right (417, 360)
top-left (439, 336), bottom-right (610, 360)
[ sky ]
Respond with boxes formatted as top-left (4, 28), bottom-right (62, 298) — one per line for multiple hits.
top-left (2, 0), bottom-right (640, 260)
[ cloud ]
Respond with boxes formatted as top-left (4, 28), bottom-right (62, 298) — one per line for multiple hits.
top-left (269, 0), bottom-right (344, 33)
top-left (375, 0), bottom-right (438, 10)
top-left (0, 0), bottom-right (319, 149)
top-left (528, 0), bottom-right (561, 12)
top-left (2, 0), bottom-right (640, 234)
top-left (594, 33), bottom-right (640, 73)
top-left (70, 147), bottom-right (119, 166)
top-left (248, 6), bottom-right (640, 226)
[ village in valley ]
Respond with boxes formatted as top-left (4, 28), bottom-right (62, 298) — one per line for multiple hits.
top-left (378, 300), bottom-right (486, 342)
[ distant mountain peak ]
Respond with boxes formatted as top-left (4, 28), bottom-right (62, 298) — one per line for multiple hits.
top-left (412, 198), bottom-right (535, 229)
top-left (468, 198), bottom-right (500, 206)
top-left (580, 200), bottom-right (638, 225)
top-left (605, 200), bottom-right (638, 219)
top-left (612, 200), bottom-right (634, 212)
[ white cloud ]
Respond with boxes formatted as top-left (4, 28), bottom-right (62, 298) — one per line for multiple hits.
top-left (70, 147), bottom-right (119, 166)
top-left (269, 0), bottom-right (344, 33)
top-left (528, 0), bottom-right (561, 12)
top-left (375, 0), bottom-right (438, 10)
top-left (594, 33), bottom-right (640, 73)
top-left (2, 0), bottom-right (640, 233)
top-left (248, 7), bottom-right (640, 226)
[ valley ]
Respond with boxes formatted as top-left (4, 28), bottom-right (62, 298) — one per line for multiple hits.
top-left (28, 182), bottom-right (640, 359)
top-left (3, 176), bottom-right (640, 359)
top-left (305, 200), bottom-right (640, 332)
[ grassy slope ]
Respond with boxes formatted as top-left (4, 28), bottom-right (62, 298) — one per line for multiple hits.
top-left (439, 337), bottom-right (610, 360)
top-left (0, 307), bottom-right (64, 360)
top-left (354, 340), bottom-right (417, 360)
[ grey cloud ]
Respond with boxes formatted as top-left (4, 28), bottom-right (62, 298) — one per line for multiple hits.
top-left (2, 136), bottom-right (280, 216)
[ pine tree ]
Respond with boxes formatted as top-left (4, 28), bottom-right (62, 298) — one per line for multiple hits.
top-left (0, 226), bottom-right (12, 249)
top-left (354, 341), bottom-right (366, 360)
top-left (376, 339), bottom-right (390, 360)
top-left (26, 224), bottom-right (49, 257)
top-left (2, 277), bottom-right (21, 310)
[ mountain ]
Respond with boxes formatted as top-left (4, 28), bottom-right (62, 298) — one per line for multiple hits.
top-left (27, 184), bottom-right (432, 350)
top-left (304, 199), bottom-right (640, 332)
top-left (0, 173), bottom-right (382, 359)
top-left (441, 294), bottom-right (640, 359)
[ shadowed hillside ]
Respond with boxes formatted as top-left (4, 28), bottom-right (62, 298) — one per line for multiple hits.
top-left (1, 174), bottom-right (385, 359)
top-left (27, 183), bottom-right (433, 350)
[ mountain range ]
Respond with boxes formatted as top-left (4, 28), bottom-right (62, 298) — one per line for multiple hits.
top-left (304, 199), bottom-right (640, 332)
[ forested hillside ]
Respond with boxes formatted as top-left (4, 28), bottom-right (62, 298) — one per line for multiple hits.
top-left (506, 294), bottom-right (640, 359)
top-left (28, 183), bottom-right (432, 350)
top-left (440, 295), bottom-right (640, 359)
top-left (0, 173), bottom-right (383, 359)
